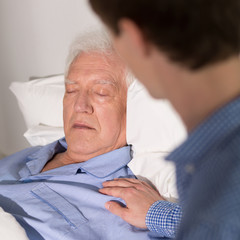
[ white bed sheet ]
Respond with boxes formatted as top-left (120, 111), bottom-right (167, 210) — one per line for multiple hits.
top-left (0, 207), bottom-right (29, 240)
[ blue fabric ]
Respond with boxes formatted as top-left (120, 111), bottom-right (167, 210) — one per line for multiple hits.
top-left (146, 200), bottom-right (182, 238)
top-left (0, 138), bottom-right (166, 240)
top-left (164, 96), bottom-right (240, 239)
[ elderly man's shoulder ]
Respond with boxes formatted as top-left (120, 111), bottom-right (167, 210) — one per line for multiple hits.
top-left (0, 145), bottom-right (42, 181)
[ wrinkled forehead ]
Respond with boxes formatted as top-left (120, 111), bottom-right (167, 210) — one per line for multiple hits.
top-left (66, 52), bottom-right (127, 88)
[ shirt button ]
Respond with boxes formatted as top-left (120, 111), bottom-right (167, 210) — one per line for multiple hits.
top-left (185, 164), bottom-right (195, 174)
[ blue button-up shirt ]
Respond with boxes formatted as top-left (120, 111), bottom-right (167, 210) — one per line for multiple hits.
top-left (0, 139), bottom-right (163, 240)
top-left (165, 97), bottom-right (240, 239)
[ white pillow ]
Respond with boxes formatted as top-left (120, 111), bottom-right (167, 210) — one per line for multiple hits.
top-left (0, 207), bottom-right (29, 240)
top-left (127, 80), bottom-right (186, 200)
top-left (24, 124), bottom-right (64, 146)
top-left (10, 76), bottom-right (187, 199)
top-left (9, 75), bottom-right (65, 128)
top-left (127, 80), bottom-right (186, 154)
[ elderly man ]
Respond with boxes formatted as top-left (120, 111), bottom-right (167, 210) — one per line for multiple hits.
top-left (0, 31), bottom-right (179, 240)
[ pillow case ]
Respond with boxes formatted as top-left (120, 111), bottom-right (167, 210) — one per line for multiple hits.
top-left (9, 75), bottom-right (65, 128)
top-left (23, 124), bottom-right (65, 147)
top-left (127, 80), bottom-right (186, 154)
top-left (127, 80), bottom-right (186, 200)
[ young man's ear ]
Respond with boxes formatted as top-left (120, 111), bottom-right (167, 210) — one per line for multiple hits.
top-left (117, 18), bottom-right (152, 57)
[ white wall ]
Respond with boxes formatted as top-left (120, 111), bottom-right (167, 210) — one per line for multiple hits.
top-left (0, 0), bottom-right (102, 156)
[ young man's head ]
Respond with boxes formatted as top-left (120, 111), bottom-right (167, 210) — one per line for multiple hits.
top-left (89, 0), bottom-right (240, 70)
top-left (89, 1), bottom-right (240, 131)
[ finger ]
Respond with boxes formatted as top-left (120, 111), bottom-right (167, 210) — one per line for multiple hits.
top-left (99, 186), bottom-right (128, 199)
top-left (109, 178), bottom-right (156, 192)
top-left (102, 178), bottom-right (145, 188)
top-left (103, 178), bottom-right (136, 187)
top-left (114, 177), bottom-right (154, 188)
top-left (113, 178), bottom-right (141, 183)
top-left (102, 179), bottom-right (159, 198)
top-left (105, 201), bottom-right (128, 220)
top-left (105, 201), bottom-right (148, 229)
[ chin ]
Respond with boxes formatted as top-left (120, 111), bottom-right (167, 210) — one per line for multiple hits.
top-left (70, 142), bottom-right (104, 156)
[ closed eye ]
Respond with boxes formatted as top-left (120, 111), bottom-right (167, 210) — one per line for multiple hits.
top-left (66, 90), bottom-right (76, 94)
top-left (95, 92), bottom-right (109, 97)
top-left (65, 87), bottom-right (78, 94)
top-left (93, 87), bottom-right (111, 97)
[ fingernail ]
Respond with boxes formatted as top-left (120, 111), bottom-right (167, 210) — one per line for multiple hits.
top-left (105, 202), bottom-right (110, 210)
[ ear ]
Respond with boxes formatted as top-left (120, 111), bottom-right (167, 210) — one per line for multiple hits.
top-left (117, 18), bottom-right (151, 57)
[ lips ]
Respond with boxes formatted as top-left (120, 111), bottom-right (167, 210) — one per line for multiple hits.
top-left (72, 122), bottom-right (94, 130)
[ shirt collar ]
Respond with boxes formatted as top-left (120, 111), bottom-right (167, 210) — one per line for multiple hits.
top-left (78, 146), bottom-right (131, 178)
top-left (19, 137), bottom-right (131, 179)
top-left (166, 96), bottom-right (240, 166)
top-left (19, 138), bottom-right (68, 178)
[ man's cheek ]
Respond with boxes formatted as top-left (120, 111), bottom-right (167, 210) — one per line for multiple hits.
top-left (63, 111), bottom-right (71, 130)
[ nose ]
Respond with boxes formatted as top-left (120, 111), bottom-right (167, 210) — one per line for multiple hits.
top-left (74, 92), bottom-right (93, 114)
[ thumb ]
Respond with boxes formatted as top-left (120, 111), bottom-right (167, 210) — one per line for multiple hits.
top-left (105, 201), bottom-right (128, 219)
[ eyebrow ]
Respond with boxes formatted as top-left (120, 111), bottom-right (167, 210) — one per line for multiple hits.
top-left (93, 79), bottom-right (118, 87)
top-left (65, 78), bottom-right (118, 87)
top-left (65, 79), bottom-right (76, 85)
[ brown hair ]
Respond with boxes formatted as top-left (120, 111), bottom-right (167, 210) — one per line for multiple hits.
top-left (89, 0), bottom-right (240, 70)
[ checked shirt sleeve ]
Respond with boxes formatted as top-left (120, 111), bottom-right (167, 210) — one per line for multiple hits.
top-left (146, 200), bottom-right (182, 238)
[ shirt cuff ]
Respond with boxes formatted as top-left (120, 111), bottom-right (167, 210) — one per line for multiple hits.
top-left (145, 200), bottom-right (182, 238)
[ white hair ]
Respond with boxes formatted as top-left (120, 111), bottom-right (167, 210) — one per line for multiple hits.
top-left (65, 29), bottom-right (134, 87)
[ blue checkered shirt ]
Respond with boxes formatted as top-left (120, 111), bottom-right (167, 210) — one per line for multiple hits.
top-left (146, 200), bottom-right (182, 238)
top-left (165, 96), bottom-right (240, 239)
